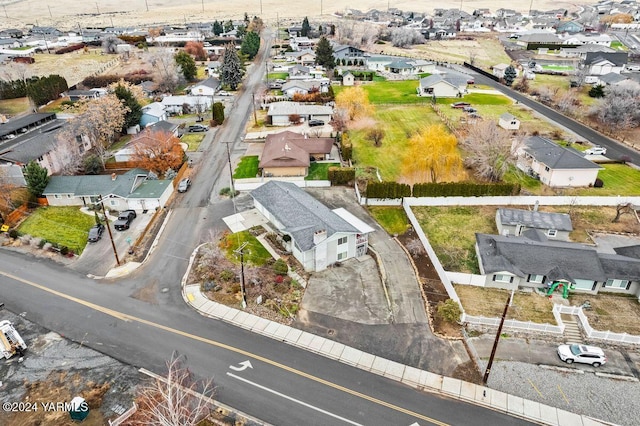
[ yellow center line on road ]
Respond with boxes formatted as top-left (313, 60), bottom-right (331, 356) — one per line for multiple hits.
top-left (1, 270), bottom-right (450, 426)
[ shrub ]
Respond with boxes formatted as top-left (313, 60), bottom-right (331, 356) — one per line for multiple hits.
top-left (437, 299), bottom-right (462, 323)
top-left (38, 239), bottom-right (46, 249)
top-left (229, 283), bottom-right (241, 294)
top-left (9, 229), bottom-right (19, 239)
top-left (219, 187), bottom-right (237, 197)
top-left (60, 246), bottom-right (69, 256)
top-left (593, 178), bottom-right (604, 188)
top-left (219, 269), bottom-right (235, 281)
top-left (328, 167), bottom-right (355, 185)
top-left (55, 43), bottom-right (86, 54)
top-left (365, 181), bottom-right (411, 199)
top-left (273, 258), bottom-right (288, 275)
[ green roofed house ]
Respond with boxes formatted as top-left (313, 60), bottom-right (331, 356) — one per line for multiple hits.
top-left (42, 168), bottom-right (173, 212)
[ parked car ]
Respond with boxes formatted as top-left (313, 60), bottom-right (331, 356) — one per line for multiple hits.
top-left (113, 210), bottom-right (137, 231)
top-left (463, 106), bottom-right (477, 113)
top-left (188, 124), bottom-right (208, 132)
top-left (308, 119), bottom-right (325, 127)
top-left (557, 344), bottom-right (607, 367)
top-left (177, 178), bottom-right (191, 193)
top-left (87, 223), bottom-right (105, 243)
top-left (217, 90), bottom-right (231, 96)
top-left (467, 78), bottom-right (475, 84)
top-left (451, 102), bottom-right (471, 109)
top-left (585, 146), bottom-right (607, 155)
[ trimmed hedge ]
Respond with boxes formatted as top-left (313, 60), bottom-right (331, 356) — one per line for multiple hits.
top-left (55, 43), bottom-right (85, 54)
top-left (328, 167), bottom-right (355, 185)
top-left (340, 134), bottom-right (352, 161)
top-left (365, 181), bottom-right (411, 199)
top-left (412, 182), bottom-right (521, 197)
top-left (82, 73), bottom-right (152, 88)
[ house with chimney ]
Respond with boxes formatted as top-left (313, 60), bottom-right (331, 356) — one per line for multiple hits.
top-left (250, 181), bottom-right (374, 271)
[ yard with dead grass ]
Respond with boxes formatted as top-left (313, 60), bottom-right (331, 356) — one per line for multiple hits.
top-left (455, 285), bottom-right (556, 324)
top-left (31, 49), bottom-right (118, 87)
top-left (569, 293), bottom-right (640, 335)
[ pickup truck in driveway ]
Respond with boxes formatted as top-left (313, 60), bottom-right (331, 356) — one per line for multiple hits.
top-left (113, 210), bottom-right (137, 231)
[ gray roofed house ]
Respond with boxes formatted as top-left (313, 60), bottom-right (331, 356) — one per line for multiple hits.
top-left (250, 181), bottom-right (373, 271)
top-left (267, 101), bottom-right (333, 126)
top-left (474, 233), bottom-right (640, 296)
top-left (496, 208), bottom-right (573, 240)
top-left (146, 120), bottom-right (179, 136)
top-left (42, 168), bottom-right (173, 212)
top-left (597, 72), bottom-right (629, 86)
top-left (417, 73), bottom-right (468, 98)
top-left (517, 136), bottom-right (602, 187)
top-left (0, 113), bottom-right (56, 139)
top-left (189, 76), bottom-right (220, 96)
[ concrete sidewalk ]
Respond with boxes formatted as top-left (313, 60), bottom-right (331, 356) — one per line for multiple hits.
top-left (181, 251), bottom-right (608, 426)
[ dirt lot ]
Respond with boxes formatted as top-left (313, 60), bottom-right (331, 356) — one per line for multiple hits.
top-left (570, 293), bottom-right (640, 335)
top-left (0, 311), bottom-right (140, 426)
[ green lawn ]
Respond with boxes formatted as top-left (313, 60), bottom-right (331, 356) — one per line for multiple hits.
top-left (540, 64), bottom-right (574, 71)
top-left (221, 230), bottom-right (272, 266)
top-left (438, 93), bottom-right (512, 106)
top-left (610, 41), bottom-right (628, 51)
top-left (368, 207), bottom-right (410, 235)
top-left (572, 164), bottom-right (640, 196)
top-left (18, 207), bottom-right (96, 254)
top-left (0, 97), bottom-right (30, 116)
top-left (503, 167), bottom-right (544, 193)
top-left (180, 133), bottom-right (205, 151)
top-left (334, 80), bottom-right (428, 104)
top-left (233, 156), bottom-right (259, 178)
top-left (412, 206), bottom-right (497, 273)
top-left (305, 162), bottom-right (339, 180)
top-left (109, 134), bottom-right (133, 152)
top-left (349, 105), bottom-right (442, 180)
top-left (268, 72), bottom-right (289, 80)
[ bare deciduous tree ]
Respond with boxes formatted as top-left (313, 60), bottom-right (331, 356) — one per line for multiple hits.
top-left (148, 49), bottom-right (180, 93)
top-left (331, 108), bottom-right (349, 132)
top-left (126, 354), bottom-right (215, 426)
top-left (334, 21), bottom-right (380, 49)
top-left (390, 27), bottom-right (424, 48)
top-left (461, 120), bottom-right (521, 182)
top-left (590, 83), bottom-right (640, 133)
top-left (367, 128), bottom-right (385, 147)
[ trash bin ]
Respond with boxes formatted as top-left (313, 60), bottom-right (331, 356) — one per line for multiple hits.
top-left (69, 396), bottom-right (89, 422)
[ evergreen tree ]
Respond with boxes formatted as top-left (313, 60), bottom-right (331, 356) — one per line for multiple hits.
top-left (589, 84), bottom-right (605, 98)
top-left (24, 161), bottom-right (49, 197)
top-left (83, 154), bottom-right (103, 175)
top-left (244, 12), bottom-right (250, 24)
top-left (315, 36), bottom-right (335, 69)
top-left (221, 44), bottom-right (242, 90)
top-left (174, 51), bottom-right (197, 81)
top-left (212, 101), bottom-right (225, 125)
top-left (241, 31), bottom-right (260, 59)
top-left (503, 65), bottom-right (517, 86)
top-left (301, 17), bottom-right (311, 37)
top-left (213, 20), bottom-right (223, 36)
top-left (224, 20), bottom-right (234, 33)
top-left (113, 84), bottom-right (142, 130)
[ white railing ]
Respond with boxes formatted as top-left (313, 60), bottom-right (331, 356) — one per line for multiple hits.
top-left (403, 195), bottom-right (640, 207)
top-left (234, 178), bottom-right (330, 191)
top-left (554, 305), bottom-right (640, 345)
top-left (462, 314), bottom-right (564, 334)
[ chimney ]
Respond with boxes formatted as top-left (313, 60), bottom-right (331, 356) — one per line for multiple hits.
top-left (313, 229), bottom-right (327, 245)
top-left (111, 173), bottom-right (117, 181)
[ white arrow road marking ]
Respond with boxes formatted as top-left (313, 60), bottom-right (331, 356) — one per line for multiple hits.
top-left (229, 360), bottom-right (253, 371)
top-left (227, 372), bottom-right (363, 426)
top-left (409, 423), bottom-right (421, 426)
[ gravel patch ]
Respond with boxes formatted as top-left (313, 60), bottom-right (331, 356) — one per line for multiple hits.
top-left (487, 360), bottom-right (640, 426)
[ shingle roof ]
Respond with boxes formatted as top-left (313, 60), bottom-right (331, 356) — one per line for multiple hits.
top-left (0, 121), bottom-right (67, 163)
top-left (42, 169), bottom-right (151, 197)
top-left (523, 136), bottom-right (602, 170)
top-left (251, 181), bottom-right (358, 252)
top-left (195, 76), bottom-right (220, 89)
top-left (147, 120), bottom-right (179, 133)
top-left (498, 208), bottom-right (573, 232)
top-left (419, 72), bottom-right (467, 89)
top-left (259, 131), bottom-right (333, 168)
top-left (0, 113), bottom-right (56, 138)
top-left (267, 101), bottom-right (332, 117)
top-left (476, 233), bottom-right (607, 282)
top-left (584, 51), bottom-right (628, 66)
top-left (499, 112), bottom-right (517, 121)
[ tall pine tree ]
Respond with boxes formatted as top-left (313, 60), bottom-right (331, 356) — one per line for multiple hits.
top-left (301, 17), bottom-right (311, 37)
top-left (221, 44), bottom-right (242, 90)
top-left (241, 31), bottom-right (260, 59)
top-left (315, 36), bottom-right (335, 69)
top-left (213, 20), bottom-right (223, 36)
top-left (113, 84), bottom-right (142, 130)
top-left (175, 51), bottom-right (197, 81)
top-left (24, 161), bottom-right (49, 197)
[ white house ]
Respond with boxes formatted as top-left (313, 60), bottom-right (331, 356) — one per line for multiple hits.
top-left (161, 95), bottom-right (211, 115)
top-left (281, 80), bottom-right (322, 98)
top-left (189, 77), bottom-right (220, 96)
top-left (417, 73), bottom-right (468, 98)
top-left (250, 181), bottom-right (374, 272)
top-left (498, 112), bottom-right (520, 130)
top-left (140, 102), bottom-right (167, 127)
top-left (267, 101), bottom-right (333, 126)
top-left (516, 136), bottom-right (603, 187)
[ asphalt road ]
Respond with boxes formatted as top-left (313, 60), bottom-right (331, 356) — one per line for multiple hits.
top-left (464, 69), bottom-right (640, 164)
top-left (0, 32), bottom-right (536, 425)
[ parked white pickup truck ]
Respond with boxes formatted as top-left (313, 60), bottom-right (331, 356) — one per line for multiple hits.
top-left (0, 320), bottom-right (27, 359)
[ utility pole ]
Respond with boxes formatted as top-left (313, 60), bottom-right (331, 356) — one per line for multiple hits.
top-left (95, 2), bottom-right (100, 14)
top-left (235, 242), bottom-right (249, 309)
top-left (482, 294), bottom-right (511, 384)
top-left (3, 5), bottom-right (7, 18)
top-left (48, 5), bottom-right (52, 18)
top-left (98, 195), bottom-right (120, 266)
top-left (260, 0), bottom-right (263, 15)
top-left (224, 142), bottom-right (236, 196)
top-left (144, 0), bottom-right (149, 12)
top-left (251, 93), bottom-right (258, 127)
top-left (201, 0), bottom-right (204, 13)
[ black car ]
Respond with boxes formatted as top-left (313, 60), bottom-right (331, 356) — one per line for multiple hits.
top-left (188, 124), bottom-right (208, 132)
top-left (308, 119), bottom-right (325, 127)
top-left (113, 210), bottom-right (137, 231)
top-left (87, 223), bottom-right (105, 242)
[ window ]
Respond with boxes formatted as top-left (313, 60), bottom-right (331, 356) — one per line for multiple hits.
top-left (109, 200), bottom-right (117, 207)
top-left (544, 166), bottom-right (550, 172)
top-left (337, 251), bottom-right (348, 261)
top-left (604, 279), bottom-right (630, 289)
top-left (527, 274), bottom-right (545, 283)
top-left (54, 194), bottom-right (62, 199)
top-left (493, 274), bottom-right (513, 283)
top-left (338, 236), bottom-right (348, 245)
top-left (75, 135), bottom-right (83, 143)
top-left (547, 229), bottom-right (557, 237)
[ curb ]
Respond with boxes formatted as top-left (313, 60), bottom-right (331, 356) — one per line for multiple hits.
top-left (180, 246), bottom-right (612, 426)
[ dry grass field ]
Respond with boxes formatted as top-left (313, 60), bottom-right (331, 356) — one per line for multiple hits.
top-left (0, 0), bottom-right (599, 29)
